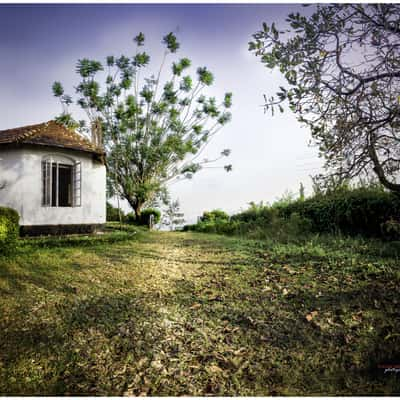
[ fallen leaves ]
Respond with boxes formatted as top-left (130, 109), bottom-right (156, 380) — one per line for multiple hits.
top-left (1, 228), bottom-right (399, 396)
top-left (206, 365), bottom-right (224, 375)
top-left (150, 360), bottom-right (163, 370)
top-left (305, 311), bottom-right (319, 322)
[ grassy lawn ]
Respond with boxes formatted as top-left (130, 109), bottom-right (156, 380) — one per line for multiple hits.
top-left (0, 225), bottom-right (399, 395)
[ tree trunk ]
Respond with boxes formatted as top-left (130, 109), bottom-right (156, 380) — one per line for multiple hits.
top-left (368, 139), bottom-right (400, 194)
top-left (133, 203), bottom-right (142, 220)
top-left (124, 195), bottom-right (144, 221)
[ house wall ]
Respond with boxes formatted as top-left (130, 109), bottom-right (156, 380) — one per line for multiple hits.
top-left (0, 147), bottom-right (106, 226)
top-left (0, 149), bottom-right (25, 219)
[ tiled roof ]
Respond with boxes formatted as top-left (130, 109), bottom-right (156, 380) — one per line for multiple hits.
top-left (0, 120), bottom-right (104, 156)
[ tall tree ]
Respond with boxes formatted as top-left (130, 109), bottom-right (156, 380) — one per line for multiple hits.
top-left (250, 4), bottom-right (400, 193)
top-left (53, 32), bottom-right (233, 217)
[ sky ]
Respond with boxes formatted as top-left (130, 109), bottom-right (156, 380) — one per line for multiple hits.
top-left (0, 3), bottom-right (324, 223)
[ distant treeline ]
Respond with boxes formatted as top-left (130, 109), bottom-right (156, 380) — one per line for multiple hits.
top-left (184, 186), bottom-right (400, 240)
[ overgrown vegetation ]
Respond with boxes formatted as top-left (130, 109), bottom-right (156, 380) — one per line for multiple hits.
top-left (106, 202), bottom-right (161, 227)
top-left (139, 208), bottom-right (161, 226)
top-left (185, 186), bottom-right (400, 242)
top-left (0, 207), bottom-right (19, 255)
top-left (0, 226), bottom-right (399, 395)
top-left (106, 202), bottom-right (126, 222)
top-left (280, 186), bottom-right (400, 238)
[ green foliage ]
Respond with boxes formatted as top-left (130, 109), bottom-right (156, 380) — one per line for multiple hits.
top-left (138, 208), bottom-right (161, 226)
top-left (184, 210), bottom-right (233, 234)
top-left (0, 207), bottom-right (20, 255)
top-left (197, 67), bottom-right (214, 86)
top-left (54, 113), bottom-right (80, 130)
top-left (52, 81), bottom-right (64, 97)
top-left (200, 209), bottom-right (229, 222)
top-left (125, 212), bottom-right (136, 225)
top-left (279, 186), bottom-right (400, 238)
top-left (186, 186), bottom-right (400, 241)
top-left (53, 31), bottom-right (233, 219)
top-left (106, 202), bottom-right (125, 222)
top-left (134, 32), bottom-right (145, 46)
top-left (272, 190), bottom-right (296, 209)
top-left (163, 32), bottom-right (180, 53)
top-left (381, 218), bottom-right (400, 241)
top-left (232, 201), bottom-right (274, 224)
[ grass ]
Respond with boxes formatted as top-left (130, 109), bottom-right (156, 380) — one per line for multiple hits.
top-left (0, 225), bottom-right (399, 395)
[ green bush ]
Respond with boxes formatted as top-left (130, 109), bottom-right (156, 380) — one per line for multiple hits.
top-left (185, 186), bottom-right (400, 240)
top-left (279, 187), bottom-right (400, 237)
top-left (139, 208), bottom-right (161, 226)
top-left (381, 218), bottom-right (400, 240)
top-left (125, 212), bottom-right (136, 225)
top-left (231, 205), bottom-right (275, 224)
top-left (0, 207), bottom-right (20, 255)
top-left (200, 209), bottom-right (229, 222)
top-left (106, 202), bottom-right (125, 222)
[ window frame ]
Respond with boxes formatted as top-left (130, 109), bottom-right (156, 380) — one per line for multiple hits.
top-left (41, 155), bottom-right (82, 208)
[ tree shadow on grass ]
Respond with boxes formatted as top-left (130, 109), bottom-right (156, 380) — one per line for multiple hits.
top-left (167, 272), bottom-right (400, 395)
top-left (128, 248), bottom-right (257, 268)
top-left (0, 248), bottom-right (104, 297)
top-left (0, 291), bottom-right (166, 395)
top-left (19, 231), bottom-right (138, 249)
top-left (282, 281), bottom-right (400, 388)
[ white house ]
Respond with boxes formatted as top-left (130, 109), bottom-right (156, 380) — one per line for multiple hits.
top-left (0, 120), bottom-right (106, 235)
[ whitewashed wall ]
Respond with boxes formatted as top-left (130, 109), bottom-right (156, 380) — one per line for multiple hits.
top-left (0, 147), bottom-right (106, 226)
top-left (0, 149), bottom-right (24, 217)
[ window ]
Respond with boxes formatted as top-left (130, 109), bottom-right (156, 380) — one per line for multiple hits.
top-left (42, 157), bottom-right (81, 207)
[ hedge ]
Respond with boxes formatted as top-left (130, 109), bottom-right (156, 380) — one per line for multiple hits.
top-left (185, 187), bottom-right (400, 240)
top-left (0, 206), bottom-right (20, 255)
top-left (278, 187), bottom-right (400, 237)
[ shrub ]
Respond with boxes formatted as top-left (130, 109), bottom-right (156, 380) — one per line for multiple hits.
top-left (125, 212), bottom-right (136, 225)
top-left (231, 205), bottom-right (275, 224)
top-left (125, 212), bottom-right (136, 224)
top-left (0, 206), bottom-right (20, 255)
top-left (381, 218), bottom-right (400, 240)
top-left (139, 208), bottom-right (161, 226)
top-left (279, 187), bottom-right (400, 237)
top-left (185, 186), bottom-right (400, 240)
top-left (106, 202), bottom-right (125, 222)
top-left (200, 209), bottom-right (229, 222)
top-left (216, 219), bottom-right (240, 235)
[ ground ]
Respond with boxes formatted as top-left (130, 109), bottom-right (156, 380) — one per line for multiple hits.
top-left (0, 226), bottom-right (399, 395)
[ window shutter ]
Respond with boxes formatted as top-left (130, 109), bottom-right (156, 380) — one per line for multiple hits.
top-left (73, 161), bottom-right (82, 207)
top-left (42, 160), bottom-right (52, 206)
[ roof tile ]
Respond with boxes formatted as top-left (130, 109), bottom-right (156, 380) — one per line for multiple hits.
top-left (0, 120), bottom-right (104, 156)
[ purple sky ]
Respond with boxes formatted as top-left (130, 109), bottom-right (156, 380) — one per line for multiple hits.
top-left (0, 3), bottom-right (323, 222)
